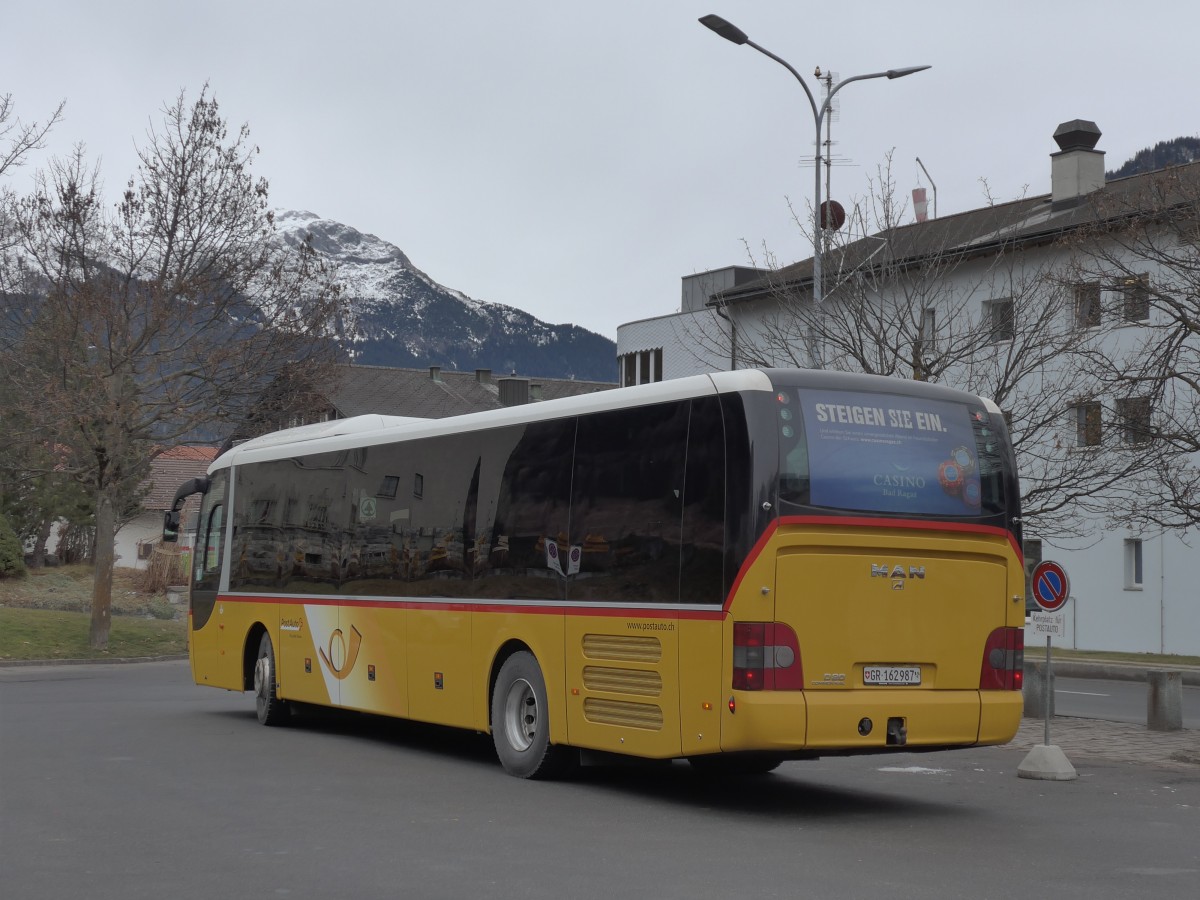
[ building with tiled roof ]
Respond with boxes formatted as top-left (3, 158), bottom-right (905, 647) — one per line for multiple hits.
top-left (141, 447), bottom-right (220, 511)
top-left (115, 446), bottom-right (219, 570)
top-left (270, 364), bottom-right (617, 431)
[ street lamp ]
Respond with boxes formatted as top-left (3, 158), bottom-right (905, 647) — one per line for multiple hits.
top-left (699, 13), bottom-right (929, 319)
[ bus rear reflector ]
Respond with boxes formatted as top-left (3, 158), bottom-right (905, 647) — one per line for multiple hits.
top-left (732, 622), bottom-right (804, 691)
top-left (980, 627), bottom-right (1024, 690)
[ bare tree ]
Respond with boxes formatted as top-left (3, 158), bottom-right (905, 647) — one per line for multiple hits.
top-left (0, 95), bottom-right (63, 256)
top-left (0, 94), bottom-right (63, 182)
top-left (1071, 165), bottom-right (1200, 529)
top-left (0, 88), bottom-right (348, 648)
top-left (0, 96), bottom-right (69, 564)
top-left (683, 158), bottom-right (1159, 540)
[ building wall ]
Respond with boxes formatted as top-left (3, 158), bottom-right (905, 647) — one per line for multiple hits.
top-left (617, 308), bottom-right (732, 383)
top-left (617, 230), bottom-right (1200, 655)
top-left (1026, 529), bottom-right (1197, 655)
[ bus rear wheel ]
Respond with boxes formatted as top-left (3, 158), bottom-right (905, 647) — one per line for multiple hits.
top-left (491, 651), bottom-right (575, 779)
top-left (254, 632), bottom-right (290, 726)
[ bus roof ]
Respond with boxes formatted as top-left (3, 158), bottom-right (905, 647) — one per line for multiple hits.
top-left (209, 368), bottom-right (999, 473)
top-left (210, 369), bottom-right (775, 472)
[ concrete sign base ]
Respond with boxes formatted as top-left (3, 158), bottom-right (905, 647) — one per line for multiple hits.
top-left (1017, 743), bottom-right (1078, 781)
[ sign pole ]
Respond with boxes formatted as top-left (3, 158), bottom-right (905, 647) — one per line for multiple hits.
top-left (1044, 635), bottom-right (1052, 747)
top-left (1018, 559), bottom-right (1077, 780)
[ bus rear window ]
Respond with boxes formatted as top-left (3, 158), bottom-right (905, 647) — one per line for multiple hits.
top-left (779, 388), bottom-right (1006, 518)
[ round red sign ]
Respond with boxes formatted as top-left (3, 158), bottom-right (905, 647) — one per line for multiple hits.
top-left (1031, 560), bottom-right (1070, 612)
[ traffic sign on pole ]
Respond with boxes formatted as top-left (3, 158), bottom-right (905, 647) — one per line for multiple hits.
top-left (1031, 560), bottom-right (1070, 612)
top-left (1019, 558), bottom-right (1077, 779)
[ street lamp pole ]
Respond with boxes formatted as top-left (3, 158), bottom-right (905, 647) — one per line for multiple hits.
top-left (699, 14), bottom-right (929, 317)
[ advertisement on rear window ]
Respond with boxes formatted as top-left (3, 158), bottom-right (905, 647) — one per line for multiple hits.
top-left (800, 391), bottom-right (983, 516)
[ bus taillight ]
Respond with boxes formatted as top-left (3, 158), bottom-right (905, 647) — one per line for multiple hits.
top-left (733, 622), bottom-right (804, 691)
top-left (980, 627), bottom-right (1024, 690)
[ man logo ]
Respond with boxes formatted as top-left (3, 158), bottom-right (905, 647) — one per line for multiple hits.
top-left (870, 564), bottom-right (927, 580)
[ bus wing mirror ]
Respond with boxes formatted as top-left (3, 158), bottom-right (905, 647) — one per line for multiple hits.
top-left (162, 510), bottom-right (182, 543)
top-left (162, 476), bottom-right (211, 543)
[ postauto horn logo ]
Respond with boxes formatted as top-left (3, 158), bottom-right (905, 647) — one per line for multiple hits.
top-left (319, 625), bottom-right (363, 680)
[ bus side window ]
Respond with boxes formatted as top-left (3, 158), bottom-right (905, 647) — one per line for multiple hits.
top-left (570, 402), bottom-right (688, 603)
top-left (680, 396), bottom-right (726, 605)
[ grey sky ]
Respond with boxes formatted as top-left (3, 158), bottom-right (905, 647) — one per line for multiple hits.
top-left (6, 1), bottom-right (1198, 339)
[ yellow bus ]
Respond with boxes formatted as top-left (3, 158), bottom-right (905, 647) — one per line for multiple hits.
top-left (165, 368), bottom-right (1025, 778)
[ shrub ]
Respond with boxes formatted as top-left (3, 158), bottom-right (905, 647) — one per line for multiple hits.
top-left (56, 524), bottom-right (95, 565)
top-left (0, 514), bottom-right (27, 579)
top-left (139, 544), bottom-right (191, 593)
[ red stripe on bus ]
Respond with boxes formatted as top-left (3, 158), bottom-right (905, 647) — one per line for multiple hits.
top-left (213, 593), bottom-right (726, 620)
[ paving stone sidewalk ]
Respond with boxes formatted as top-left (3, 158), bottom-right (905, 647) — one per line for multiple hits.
top-left (1008, 715), bottom-right (1200, 770)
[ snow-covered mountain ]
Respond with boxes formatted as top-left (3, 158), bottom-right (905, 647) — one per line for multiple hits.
top-left (274, 210), bottom-right (616, 381)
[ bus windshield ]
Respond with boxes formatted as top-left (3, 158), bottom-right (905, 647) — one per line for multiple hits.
top-left (777, 385), bottom-right (1008, 518)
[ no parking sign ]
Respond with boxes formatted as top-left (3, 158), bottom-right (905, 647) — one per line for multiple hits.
top-left (1031, 560), bottom-right (1070, 612)
top-left (1030, 560), bottom-right (1069, 638)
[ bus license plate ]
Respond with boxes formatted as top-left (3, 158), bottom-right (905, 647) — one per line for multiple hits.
top-left (863, 666), bottom-right (921, 686)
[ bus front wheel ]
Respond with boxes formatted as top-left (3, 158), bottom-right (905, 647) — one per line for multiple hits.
top-left (254, 633), bottom-right (290, 726)
top-left (491, 651), bottom-right (575, 779)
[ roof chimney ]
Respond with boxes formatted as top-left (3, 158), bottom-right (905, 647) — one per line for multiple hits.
top-left (429, 365), bottom-right (442, 382)
top-left (1051, 119), bottom-right (1105, 207)
top-left (497, 377), bottom-right (530, 407)
top-left (475, 368), bottom-right (492, 384)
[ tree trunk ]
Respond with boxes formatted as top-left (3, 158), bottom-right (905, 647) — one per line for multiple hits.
top-left (89, 489), bottom-right (116, 650)
top-left (30, 518), bottom-right (53, 568)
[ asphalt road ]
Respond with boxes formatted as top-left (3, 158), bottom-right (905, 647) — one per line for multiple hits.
top-left (2, 661), bottom-right (1197, 900)
top-left (1056, 676), bottom-right (1200, 728)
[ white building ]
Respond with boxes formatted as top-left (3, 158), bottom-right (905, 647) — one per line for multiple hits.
top-left (618, 121), bottom-right (1199, 656)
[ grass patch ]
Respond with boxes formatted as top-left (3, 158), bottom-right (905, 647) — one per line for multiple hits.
top-left (0, 607), bottom-right (187, 661)
top-left (1051, 647), bottom-right (1200, 668)
top-left (0, 563), bottom-right (188, 660)
top-left (0, 564), bottom-right (177, 616)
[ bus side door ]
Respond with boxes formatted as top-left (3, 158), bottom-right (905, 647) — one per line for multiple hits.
top-left (190, 471), bottom-right (241, 690)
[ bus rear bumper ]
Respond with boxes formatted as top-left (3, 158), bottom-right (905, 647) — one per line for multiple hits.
top-left (721, 689), bottom-right (1022, 753)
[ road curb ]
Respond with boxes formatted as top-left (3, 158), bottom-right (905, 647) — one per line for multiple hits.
top-left (0, 655), bottom-right (188, 668)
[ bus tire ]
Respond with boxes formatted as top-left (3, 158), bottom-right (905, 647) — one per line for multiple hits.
top-left (688, 752), bottom-right (784, 776)
top-left (491, 651), bottom-right (575, 779)
top-left (254, 632), bottom-right (289, 726)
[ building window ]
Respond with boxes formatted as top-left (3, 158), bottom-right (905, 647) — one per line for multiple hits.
top-left (1115, 396), bottom-right (1152, 444)
top-left (413, 473), bottom-right (424, 499)
top-left (1119, 273), bottom-right (1150, 322)
top-left (250, 498), bottom-right (276, 524)
top-left (920, 308), bottom-right (937, 349)
top-left (1073, 400), bottom-right (1102, 447)
top-left (619, 349), bottom-right (663, 387)
top-left (985, 298), bottom-right (1015, 342)
top-left (1074, 281), bottom-right (1101, 327)
top-left (1124, 538), bottom-right (1143, 590)
top-left (624, 352), bottom-right (643, 388)
top-left (377, 475), bottom-right (399, 499)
